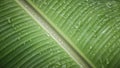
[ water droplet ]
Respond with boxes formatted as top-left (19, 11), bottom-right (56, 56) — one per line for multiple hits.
top-left (90, 46), bottom-right (92, 49)
top-left (109, 49), bottom-right (112, 52)
top-left (102, 30), bottom-right (106, 34)
top-left (18, 33), bottom-right (21, 35)
top-left (62, 6), bottom-right (66, 9)
top-left (29, 39), bottom-right (32, 42)
top-left (17, 37), bottom-right (21, 40)
top-left (14, 27), bottom-right (17, 30)
top-left (113, 36), bottom-right (116, 39)
top-left (50, 52), bottom-right (53, 55)
top-left (105, 45), bottom-right (108, 48)
top-left (93, 34), bottom-right (97, 38)
top-left (97, 2), bottom-right (101, 5)
top-left (105, 14), bottom-right (109, 17)
top-left (7, 17), bottom-right (11, 23)
top-left (54, 64), bottom-right (59, 68)
top-left (103, 8), bottom-right (106, 11)
top-left (90, 11), bottom-right (93, 13)
top-left (89, 4), bottom-right (93, 6)
top-left (117, 27), bottom-right (120, 30)
top-left (59, 3), bottom-right (62, 6)
top-left (106, 2), bottom-right (112, 8)
top-left (56, 50), bottom-right (60, 53)
top-left (25, 32), bottom-right (28, 35)
top-left (57, 11), bottom-right (61, 14)
top-left (63, 1), bottom-right (66, 4)
top-left (43, 1), bottom-right (48, 5)
top-left (11, 24), bottom-right (15, 27)
top-left (106, 58), bottom-right (109, 64)
top-left (89, 52), bottom-right (92, 55)
top-left (74, 25), bottom-right (79, 29)
top-left (60, 13), bottom-right (64, 17)
top-left (39, 4), bottom-right (42, 8)
top-left (61, 64), bottom-right (66, 68)
top-left (24, 5), bottom-right (27, 8)
top-left (52, 8), bottom-right (56, 10)
top-left (101, 64), bottom-right (104, 68)
top-left (46, 33), bottom-right (50, 37)
top-left (80, 65), bottom-right (84, 68)
top-left (68, 6), bottom-right (71, 9)
top-left (56, 62), bottom-right (61, 66)
top-left (78, 3), bottom-right (82, 6)
top-left (92, 53), bottom-right (95, 56)
top-left (100, 58), bottom-right (103, 64)
top-left (39, 52), bottom-right (41, 55)
top-left (86, 0), bottom-right (88, 2)
top-left (53, 33), bottom-right (56, 37)
top-left (23, 42), bottom-right (26, 45)
top-left (60, 40), bottom-right (64, 44)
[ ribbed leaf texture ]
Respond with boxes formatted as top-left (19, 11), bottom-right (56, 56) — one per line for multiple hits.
top-left (0, 0), bottom-right (120, 68)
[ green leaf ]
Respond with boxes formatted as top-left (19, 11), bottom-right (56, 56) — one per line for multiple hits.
top-left (0, 0), bottom-right (120, 68)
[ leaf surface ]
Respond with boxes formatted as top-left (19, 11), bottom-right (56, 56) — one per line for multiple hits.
top-left (0, 0), bottom-right (120, 68)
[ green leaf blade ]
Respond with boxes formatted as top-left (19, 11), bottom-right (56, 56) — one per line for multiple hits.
top-left (0, 0), bottom-right (79, 68)
top-left (27, 0), bottom-right (120, 68)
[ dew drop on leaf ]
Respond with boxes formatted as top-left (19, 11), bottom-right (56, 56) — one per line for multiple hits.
top-left (92, 53), bottom-right (95, 56)
top-left (74, 25), bottom-right (79, 29)
top-left (7, 17), bottom-right (11, 23)
top-left (106, 2), bottom-right (112, 8)
top-left (11, 24), bottom-right (15, 27)
top-left (56, 61), bottom-right (61, 66)
top-left (90, 46), bottom-right (92, 50)
top-left (84, 0), bottom-right (88, 2)
top-left (17, 37), bottom-right (21, 40)
top-left (106, 58), bottom-right (109, 64)
top-left (63, 0), bottom-right (66, 4)
top-left (46, 33), bottom-right (50, 37)
top-left (78, 3), bottom-right (82, 6)
top-left (62, 64), bottom-right (66, 68)
top-left (23, 42), bottom-right (26, 45)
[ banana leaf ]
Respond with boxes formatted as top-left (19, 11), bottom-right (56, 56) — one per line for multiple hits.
top-left (0, 0), bottom-right (120, 68)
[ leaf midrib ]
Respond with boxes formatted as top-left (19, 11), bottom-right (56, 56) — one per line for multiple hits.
top-left (15, 0), bottom-right (95, 68)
